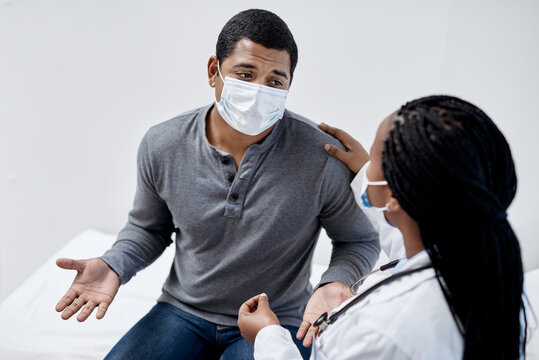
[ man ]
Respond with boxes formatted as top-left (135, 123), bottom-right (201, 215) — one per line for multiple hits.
top-left (55, 9), bottom-right (380, 360)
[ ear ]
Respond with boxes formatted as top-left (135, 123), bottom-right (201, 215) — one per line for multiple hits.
top-left (386, 188), bottom-right (401, 213)
top-left (207, 55), bottom-right (219, 88)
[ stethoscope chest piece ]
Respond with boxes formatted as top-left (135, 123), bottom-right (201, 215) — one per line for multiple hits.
top-left (314, 311), bottom-right (330, 334)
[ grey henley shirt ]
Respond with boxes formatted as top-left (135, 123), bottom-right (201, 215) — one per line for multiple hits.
top-left (100, 104), bottom-right (380, 327)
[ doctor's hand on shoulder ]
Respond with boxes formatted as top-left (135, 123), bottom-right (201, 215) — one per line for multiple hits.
top-left (319, 123), bottom-right (369, 174)
top-left (238, 293), bottom-right (280, 344)
top-left (55, 257), bottom-right (120, 322)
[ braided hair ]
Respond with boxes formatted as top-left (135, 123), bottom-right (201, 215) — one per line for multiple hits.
top-left (382, 95), bottom-right (526, 359)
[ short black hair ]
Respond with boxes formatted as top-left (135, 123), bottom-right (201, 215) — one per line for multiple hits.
top-left (216, 9), bottom-right (298, 77)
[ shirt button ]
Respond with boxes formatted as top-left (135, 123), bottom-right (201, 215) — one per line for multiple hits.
top-left (229, 193), bottom-right (239, 201)
top-left (226, 174), bottom-right (235, 182)
top-left (221, 157), bottom-right (230, 165)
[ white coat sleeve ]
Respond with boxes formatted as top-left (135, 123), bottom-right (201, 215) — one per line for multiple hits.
top-left (254, 325), bottom-right (304, 360)
top-left (350, 164), bottom-right (405, 261)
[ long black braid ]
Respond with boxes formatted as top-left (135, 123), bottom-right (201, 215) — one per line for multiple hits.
top-left (382, 95), bottom-right (526, 359)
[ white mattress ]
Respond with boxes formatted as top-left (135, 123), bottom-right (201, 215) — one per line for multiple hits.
top-left (0, 229), bottom-right (537, 359)
top-left (0, 229), bottom-right (327, 359)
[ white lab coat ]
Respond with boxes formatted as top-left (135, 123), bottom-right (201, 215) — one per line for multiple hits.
top-left (254, 251), bottom-right (463, 359)
top-left (253, 167), bottom-right (463, 359)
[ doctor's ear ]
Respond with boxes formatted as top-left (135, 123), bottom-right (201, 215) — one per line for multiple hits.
top-left (386, 190), bottom-right (402, 213)
top-left (207, 56), bottom-right (219, 88)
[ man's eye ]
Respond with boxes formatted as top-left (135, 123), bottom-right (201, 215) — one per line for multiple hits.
top-left (238, 73), bottom-right (252, 79)
top-left (271, 80), bottom-right (283, 87)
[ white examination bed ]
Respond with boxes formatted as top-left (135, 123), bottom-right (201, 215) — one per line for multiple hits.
top-left (0, 229), bottom-right (327, 359)
top-left (0, 229), bottom-right (537, 359)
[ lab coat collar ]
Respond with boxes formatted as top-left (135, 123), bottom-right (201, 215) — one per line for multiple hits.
top-left (328, 252), bottom-right (435, 320)
top-left (366, 251), bottom-right (435, 304)
top-left (397, 249), bottom-right (429, 273)
top-left (333, 251), bottom-right (435, 316)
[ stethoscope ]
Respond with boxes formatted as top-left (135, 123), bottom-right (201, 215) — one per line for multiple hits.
top-left (314, 260), bottom-right (433, 335)
top-left (349, 259), bottom-right (400, 295)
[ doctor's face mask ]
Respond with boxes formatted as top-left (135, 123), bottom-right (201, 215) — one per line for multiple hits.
top-left (356, 161), bottom-right (390, 212)
top-left (352, 161), bottom-right (395, 233)
top-left (215, 62), bottom-right (289, 136)
top-left (352, 116), bottom-right (401, 229)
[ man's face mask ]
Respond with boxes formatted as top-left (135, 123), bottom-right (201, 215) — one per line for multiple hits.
top-left (215, 62), bottom-right (288, 136)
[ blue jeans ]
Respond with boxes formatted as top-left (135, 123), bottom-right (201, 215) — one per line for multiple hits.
top-left (105, 302), bottom-right (311, 360)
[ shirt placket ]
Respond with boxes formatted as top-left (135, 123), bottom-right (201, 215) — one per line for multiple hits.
top-left (221, 149), bottom-right (259, 218)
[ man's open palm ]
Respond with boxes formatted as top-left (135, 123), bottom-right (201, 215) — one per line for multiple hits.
top-left (296, 282), bottom-right (352, 347)
top-left (55, 258), bottom-right (120, 322)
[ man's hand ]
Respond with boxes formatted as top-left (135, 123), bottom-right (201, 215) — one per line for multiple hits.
top-left (319, 123), bottom-right (370, 174)
top-left (238, 293), bottom-right (280, 344)
top-left (297, 282), bottom-right (352, 347)
top-left (55, 257), bottom-right (120, 322)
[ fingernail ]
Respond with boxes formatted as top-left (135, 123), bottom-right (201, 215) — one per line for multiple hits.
top-left (324, 144), bottom-right (331, 151)
top-left (261, 293), bottom-right (267, 297)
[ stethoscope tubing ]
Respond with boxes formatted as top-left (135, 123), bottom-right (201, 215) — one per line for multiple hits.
top-left (315, 263), bottom-right (434, 335)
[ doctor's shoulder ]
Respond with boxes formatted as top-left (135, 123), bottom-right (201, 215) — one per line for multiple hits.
top-left (351, 273), bottom-right (463, 360)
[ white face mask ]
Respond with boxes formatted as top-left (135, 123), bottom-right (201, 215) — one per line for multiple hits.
top-left (353, 161), bottom-right (392, 230)
top-left (215, 63), bottom-right (288, 136)
top-left (355, 161), bottom-right (390, 212)
top-left (352, 161), bottom-right (405, 260)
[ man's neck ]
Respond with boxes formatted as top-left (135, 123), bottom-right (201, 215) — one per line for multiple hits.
top-left (206, 105), bottom-right (275, 168)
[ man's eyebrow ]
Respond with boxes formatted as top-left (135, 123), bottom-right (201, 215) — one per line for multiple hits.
top-left (272, 69), bottom-right (288, 80)
top-left (232, 63), bottom-right (257, 70)
top-left (232, 63), bottom-right (289, 80)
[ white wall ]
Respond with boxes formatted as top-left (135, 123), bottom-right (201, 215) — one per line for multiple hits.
top-left (1, 0), bottom-right (538, 301)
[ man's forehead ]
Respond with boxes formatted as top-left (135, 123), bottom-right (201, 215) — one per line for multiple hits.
top-left (224, 39), bottom-right (291, 74)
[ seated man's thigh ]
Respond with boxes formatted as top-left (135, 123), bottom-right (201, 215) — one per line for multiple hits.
top-left (220, 337), bottom-right (254, 360)
top-left (105, 302), bottom-right (220, 360)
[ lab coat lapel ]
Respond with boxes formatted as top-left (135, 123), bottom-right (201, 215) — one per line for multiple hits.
top-left (367, 252), bottom-right (435, 304)
top-left (339, 252), bottom-right (435, 314)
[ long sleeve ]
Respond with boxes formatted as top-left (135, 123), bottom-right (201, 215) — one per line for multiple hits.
top-left (253, 325), bottom-right (412, 360)
top-left (100, 129), bottom-right (175, 284)
top-left (317, 156), bottom-right (381, 288)
top-left (254, 325), bottom-right (304, 360)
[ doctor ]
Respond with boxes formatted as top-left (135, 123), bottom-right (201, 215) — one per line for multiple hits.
top-left (238, 95), bottom-right (528, 359)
